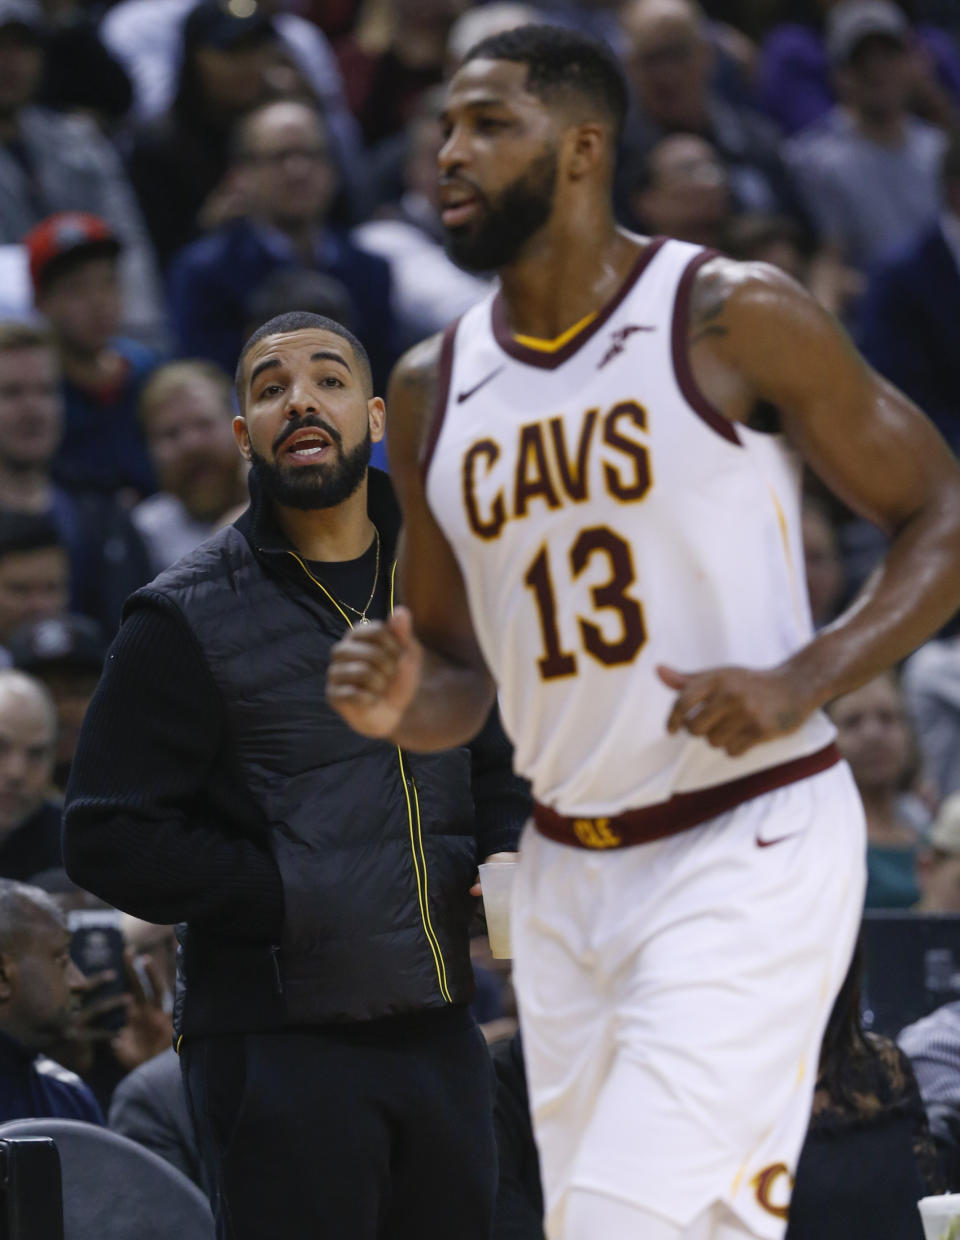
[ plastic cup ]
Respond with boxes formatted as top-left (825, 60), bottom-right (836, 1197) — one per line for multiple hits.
top-left (918, 1194), bottom-right (960, 1240)
top-left (478, 859), bottom-right (517, 960)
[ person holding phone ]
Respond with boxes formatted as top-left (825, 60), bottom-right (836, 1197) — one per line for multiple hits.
top-left (0, 877), bottom-right (103, 1125)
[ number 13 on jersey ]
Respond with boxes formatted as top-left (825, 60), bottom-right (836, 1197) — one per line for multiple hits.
top-left (524, 525), bottom-right (648, 682)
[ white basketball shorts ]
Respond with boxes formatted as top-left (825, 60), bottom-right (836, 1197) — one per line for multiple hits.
top-left (510, 759), bottom-right (866, 1240)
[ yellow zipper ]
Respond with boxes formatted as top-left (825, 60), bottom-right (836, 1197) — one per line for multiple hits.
top-left (397, 751), bottom-right (452, 1003)
top-left (287, 551), bottom-right (452, 1004)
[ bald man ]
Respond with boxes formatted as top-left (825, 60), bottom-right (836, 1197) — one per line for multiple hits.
top-left (0, 878), bottom-right (102, 1123)
top-left (0, 670), bottom-right (61, 881)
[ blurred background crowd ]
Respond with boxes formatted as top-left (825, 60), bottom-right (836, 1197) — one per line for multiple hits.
top-left (2, 0), bottom-right (960, 1232)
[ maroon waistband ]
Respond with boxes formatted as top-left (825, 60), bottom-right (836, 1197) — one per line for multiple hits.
top-left (533, 742), bottom-right (842, 851)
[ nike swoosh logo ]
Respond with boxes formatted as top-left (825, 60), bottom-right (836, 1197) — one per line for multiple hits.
top-left (456, 366), bottom-right (504, 403)
top-left (756, 834), bottom-right (793, 848)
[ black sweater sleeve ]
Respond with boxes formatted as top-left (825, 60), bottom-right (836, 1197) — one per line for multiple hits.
top-left (63, 602), bottom-right (284, 940)
top-left (469, 706), bottom-right (531, 860)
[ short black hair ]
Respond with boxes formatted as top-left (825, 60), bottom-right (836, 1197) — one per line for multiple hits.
top-left (0, 512), bottom-right (63, 563)
top-left (462, 25), bottom-right (629, 143)
top-left (235, 311), bottom-right (374, 409)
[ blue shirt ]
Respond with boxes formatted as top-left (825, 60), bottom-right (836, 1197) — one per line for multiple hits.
top-left (0, 1030), bottom-right (104, 1126)
top-left (167, 218), bottom-right (399, 393)
top-left (54, 338), bottom-right (159, 498)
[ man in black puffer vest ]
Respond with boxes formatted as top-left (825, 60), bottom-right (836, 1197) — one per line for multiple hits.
top-left (63, 312), bottom-right (529, 1240)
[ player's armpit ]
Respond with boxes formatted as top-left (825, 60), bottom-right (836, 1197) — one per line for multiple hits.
top-left (688, 258), bottom-right (960, 712)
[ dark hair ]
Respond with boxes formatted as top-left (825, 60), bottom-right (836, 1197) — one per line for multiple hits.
top-left (462, 24), bottom-right (629, 143)
top-left (37, 242), bottom-right (122, 296)
top-left (234, 311), bottom-right (374, 408)
top-left (818, 939), bottom-right (876, 1109)
top-left (174, 5), bottom-right (276, 126)
top-left (0, 512), bottom-right (63, 563)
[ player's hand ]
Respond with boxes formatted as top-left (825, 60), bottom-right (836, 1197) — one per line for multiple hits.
top-left (656, 663), bottom-right (812, 757)
top-left (327, 606), bottom-right (424, 738)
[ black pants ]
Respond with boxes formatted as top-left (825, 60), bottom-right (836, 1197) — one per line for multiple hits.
top-left (180, 1013), bottom-right (497, 1240)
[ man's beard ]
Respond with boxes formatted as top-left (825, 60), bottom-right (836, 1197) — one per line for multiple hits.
top-left (251, 420), bottom-right (372, 511)
top-left (444, 147), bottom-right (559, 273)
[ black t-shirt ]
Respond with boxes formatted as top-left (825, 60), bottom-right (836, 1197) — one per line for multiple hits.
top-left (305, 528), bottom-right (390, 627)
top-left (0, 801), bottom-right (63, 883)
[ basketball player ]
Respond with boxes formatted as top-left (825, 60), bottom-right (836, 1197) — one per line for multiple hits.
top-left (326, 25), bottom-right (960, 1240)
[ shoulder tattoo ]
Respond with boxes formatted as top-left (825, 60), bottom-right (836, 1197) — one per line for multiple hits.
top-left (688, 260), bottom-right (737, 348)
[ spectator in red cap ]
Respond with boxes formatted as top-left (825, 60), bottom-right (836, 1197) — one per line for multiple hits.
top-left (0, 0), bottom-right (165, 346)
top-left (26, 212), bottom-right (160, 501)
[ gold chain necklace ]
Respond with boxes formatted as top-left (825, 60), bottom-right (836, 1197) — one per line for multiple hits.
top-left (314, 527), bottom-right (381, 626)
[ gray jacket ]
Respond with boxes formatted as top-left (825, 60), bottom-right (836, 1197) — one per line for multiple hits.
top-left (109, 1048), bottom-right (206, 1194)
top-left (0, 107), bottom-right (165, 345)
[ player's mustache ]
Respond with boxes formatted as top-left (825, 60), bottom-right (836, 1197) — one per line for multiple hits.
top-left (273, 415), bottom-right (342, 454)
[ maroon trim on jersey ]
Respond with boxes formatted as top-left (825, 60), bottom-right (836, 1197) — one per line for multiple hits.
top-left (490, 236), bottom-right (668, 371)
top-left (419, 319), bottom-right (460, 484)
top-left (671, 249), bottom-right (742, 446)
top-left (532, 741), bottom-right (841, 850)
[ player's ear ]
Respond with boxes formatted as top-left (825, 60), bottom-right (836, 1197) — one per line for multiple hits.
top-left (233, 415), bottom-right (252, 461)
top-left (566, 123), bottom-right (606, 182)
top-left (368, 396), bottom-right (386, 444)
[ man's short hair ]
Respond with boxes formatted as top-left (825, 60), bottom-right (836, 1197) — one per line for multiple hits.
top-left (0, 321), bottom-right (52, 360)
top-left (235, 312), bottom-right (374, 409)
top-left (138, 359), bottom-right (234, 434)
top-left (0, 512), bottom-right (63, 563)
top-left (461, 24), bottom-right (629, 143)
top-left (0, 880), bottom-right (62, 958)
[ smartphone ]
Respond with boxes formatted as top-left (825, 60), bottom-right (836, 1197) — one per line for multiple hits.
top-left (0, 1136), bottom-right (63, 1240)
top-left (67, 908), bottom-right (128, 1033)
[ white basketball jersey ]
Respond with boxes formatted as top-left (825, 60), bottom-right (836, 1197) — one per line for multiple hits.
top-left (424, 237), bottom-right (835, 816)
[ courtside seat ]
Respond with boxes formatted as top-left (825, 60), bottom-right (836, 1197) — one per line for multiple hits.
top-left (0, 1118), bottom-right (214, 1240)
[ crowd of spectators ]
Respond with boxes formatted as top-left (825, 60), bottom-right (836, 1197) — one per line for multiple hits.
top-left (0, 0), bottom-right (959, 1232)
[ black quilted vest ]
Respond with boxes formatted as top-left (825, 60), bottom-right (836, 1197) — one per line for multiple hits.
top-left (131, 472), bottom-right (478, 1030)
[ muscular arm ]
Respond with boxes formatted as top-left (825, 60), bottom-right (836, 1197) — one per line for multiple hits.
top-left (678, 259), bottom-right (960, 731)
top-left (327, 334), bottom-right (496, 749)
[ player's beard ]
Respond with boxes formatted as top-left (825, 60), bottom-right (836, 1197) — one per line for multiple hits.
top-left (250, 422), bottom-right (372, 511)
top-left (444, 146), bottom-right (559, 273)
